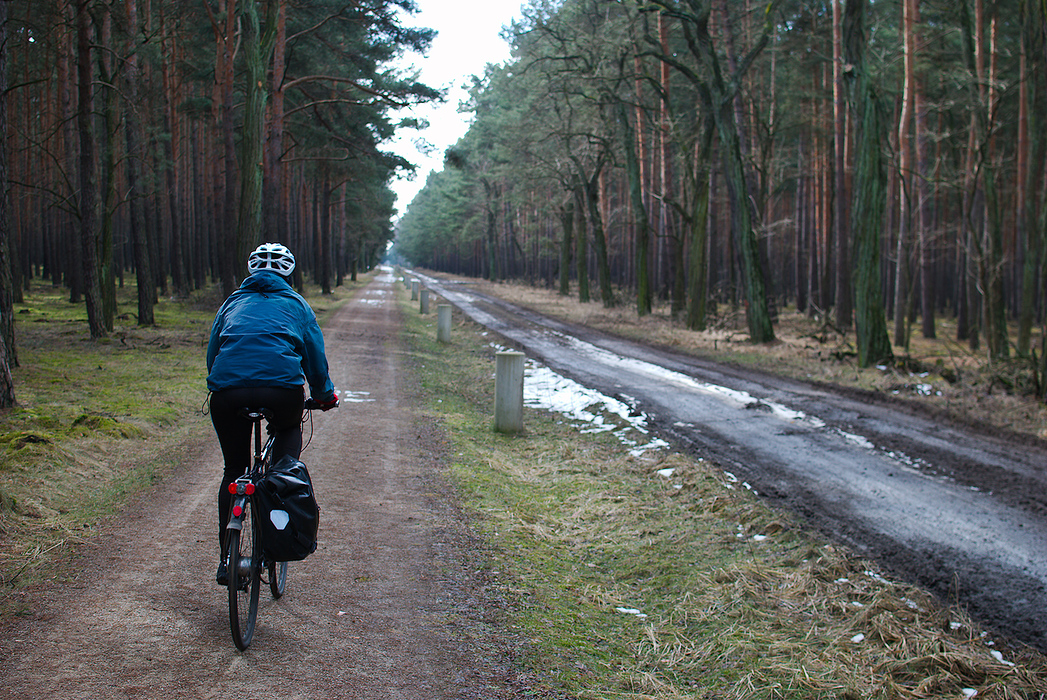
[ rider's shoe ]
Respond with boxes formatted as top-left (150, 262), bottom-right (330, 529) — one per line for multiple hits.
top-left (216, 561), bottom-right (229, 586)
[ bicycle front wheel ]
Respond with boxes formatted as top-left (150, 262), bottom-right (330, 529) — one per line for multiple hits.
top-left (227, 500), bottom-right (261, 650)
top-left (268, 560), bottom-right (288, 598)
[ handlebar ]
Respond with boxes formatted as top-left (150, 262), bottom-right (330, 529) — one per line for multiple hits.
top-left (304, 395), bottom-right (338, 411)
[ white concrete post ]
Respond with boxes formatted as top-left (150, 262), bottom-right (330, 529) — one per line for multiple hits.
top-left (494, 351), bottom-right (525, 434)
top-left (437, 304), bottom-right (452, 343)
top-left (410, 279), bottom-right (420, 300)
top-left (419, 289), bottom-right (430, 314)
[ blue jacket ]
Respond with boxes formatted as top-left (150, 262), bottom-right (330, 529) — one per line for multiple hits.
top-left (206, 271), bottom-right (335, 401)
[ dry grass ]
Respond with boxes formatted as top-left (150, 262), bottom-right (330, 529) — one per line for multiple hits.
top-left (468, 278), bottom-right (1047, 442)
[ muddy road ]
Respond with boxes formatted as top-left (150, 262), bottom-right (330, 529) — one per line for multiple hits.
top-left (415, 272), bottom-right (1047, 654)
top-left (0, 270), bottom-right (521, 699)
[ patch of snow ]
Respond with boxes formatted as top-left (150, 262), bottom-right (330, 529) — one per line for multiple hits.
top-left (615, 607), bottom-right (648, 619)
top-left (989, 650), bottom-right (1015, 666)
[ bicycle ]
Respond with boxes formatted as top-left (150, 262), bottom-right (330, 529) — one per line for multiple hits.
top-left (223, 397), bottom-right (324, 650)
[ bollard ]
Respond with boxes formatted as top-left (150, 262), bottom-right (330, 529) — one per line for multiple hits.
top-left (494, 351), bottom-right (525, 434)
top-left (437, 304), bottom-right (452, 343)
top-left (410, 279), bottom-right (420, 300)
top-left (419, 289), bottom-right (430, 314)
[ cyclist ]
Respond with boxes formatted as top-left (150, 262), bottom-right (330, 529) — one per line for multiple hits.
top-left (206, 243), bottom-right (338, 585)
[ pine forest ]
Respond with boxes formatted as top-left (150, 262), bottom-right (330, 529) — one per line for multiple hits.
top-left (1, 0), bottom-right (1046, 399)
top-left (0, 0), bottom-right (438, 355)
top-left (396, 0), bottom-right (1047, 378)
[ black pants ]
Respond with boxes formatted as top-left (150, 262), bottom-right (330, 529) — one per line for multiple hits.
top-left (211, 386), bottom-right (304, 548)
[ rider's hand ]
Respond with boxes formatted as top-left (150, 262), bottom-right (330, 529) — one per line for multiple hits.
top-left (315, 391), bottom-right (339, 411)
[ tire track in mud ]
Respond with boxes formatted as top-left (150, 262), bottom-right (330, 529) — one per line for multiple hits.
top-left (415, 271), bottom-right (1047, 654)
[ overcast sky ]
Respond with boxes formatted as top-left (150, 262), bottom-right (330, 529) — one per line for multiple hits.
top-left (387, 0), bottom-right (526, 217)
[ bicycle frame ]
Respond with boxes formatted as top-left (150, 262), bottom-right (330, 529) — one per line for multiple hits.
top-left (225, 411), bottom-right (274, 534)
top-left (223, 409), bottom-right (279, 651)
top-left (223, 398), bottom-right (326, 650)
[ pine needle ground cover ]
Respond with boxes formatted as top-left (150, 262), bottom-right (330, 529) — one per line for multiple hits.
top-left (398, 281), bottom-right (1047, 699)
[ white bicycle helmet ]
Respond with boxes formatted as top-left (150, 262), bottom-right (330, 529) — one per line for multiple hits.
top-left (248, 243), bottom-right (296, 276)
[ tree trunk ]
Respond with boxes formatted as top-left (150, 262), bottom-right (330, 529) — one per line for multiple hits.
top-left (264, 0), bottom-right (287, 246)
top-left (573, 181), bottom-right (589, 303)
top-left (321, 174), bottom-right (332, 294)
top-left (832, 0), bottom-right (852, 329)
top-left (686, 118), bottom-right (715, 331)
top-left (583, 165), bottom-right (614, 307)
top-left (0, 0), bottom-right (18, 386)
top-left (620, 101), bottom-right (652, 316)
top-left (237, 0), bottom-right (278, 271)
top-left (692, 5), bottom-right (775, 343)
top-left (911, 0), bottom-right (935, 339)
top-left (123, 0), bottom-right (155, 326)
top-left (212, 0), bottom-right (239, 294)
top-left (58, 4), bottom-right (82, 305)
top-left (894, 0), bottom-right (914, 349)
top-left (960, 0), bottom-right (1007, 360)
top-left (845, 0), bottom-right (893, 367)
top-left (160, 11), bottom-right (185, 298)
top-left (98, 5), bottom-right (117, 332)
top-left (76, 0), bottom-right (105, 339)
top-left (558, 196), bottom-right (573, 296)
top-left (1017, 0), bottom-right (1045, 356)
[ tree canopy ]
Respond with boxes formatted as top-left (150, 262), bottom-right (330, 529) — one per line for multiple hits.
top-left (395, 0), bottom-right (1047, 372)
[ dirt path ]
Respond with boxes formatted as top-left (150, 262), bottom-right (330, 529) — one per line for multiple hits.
top-left (0, 270), bottom-right (521, 699)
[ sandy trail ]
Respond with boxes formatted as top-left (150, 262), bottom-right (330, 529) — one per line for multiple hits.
top-left (0, 270), bottom-right (518, 699)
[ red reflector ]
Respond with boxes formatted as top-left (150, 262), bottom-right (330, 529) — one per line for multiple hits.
top-left (228, 483), bottom-right (238, 494)
top-left (244, 483), bottom-right (255, 496)
top-left (232, 505), bottom-right (242, 517)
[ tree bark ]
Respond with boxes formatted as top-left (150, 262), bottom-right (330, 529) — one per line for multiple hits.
top-left (1017, 0), bottom-right (1045, 356)
top-left (620, 100), bottom-right (651, 315)
top-left (685, 117), bottom-right (715, 331)
top-left (98, 5), bottom-right (117, 331)
top-left (845, 0), bottom-right (893, 367)
top-left (911, 0), bottom-right (935, 339)
top-left (237, 0), bottom-right (279, 269)
top-left (573, 180), bottom-right (589, 303)
top-left (588, 169), bottom-right (615, 308)
top-left (264, 0), bottom-right (288, 245)
top-left (0, 0), bottom-right (18, 388)
top-left (558, 196), bottom-right (573, 296)
top-left (123, 0), bottom-right (155, 326)
top-left (76, 0), bottom-right (105, 339)
top-left (960, 0), bottom-right (1007, 360)
top-left (832, 0), bottom-right (852, 329)
top-left (58, 4), bottom-right (82, 304)
top-left (894, 0), bottom-right (914, 349)
top-left (689, 1), bottom-right (776, 342)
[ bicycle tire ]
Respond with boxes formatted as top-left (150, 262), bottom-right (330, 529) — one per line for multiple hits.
top-left (227, 499), bottom-right (261, 650)
top-left (268, 560), bottom-right (288, 598)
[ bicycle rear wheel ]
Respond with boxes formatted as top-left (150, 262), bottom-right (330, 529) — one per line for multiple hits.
top-left (227, 499), bottom-right (261, 650)
top-left (268, 560), bottom-right (288, 598)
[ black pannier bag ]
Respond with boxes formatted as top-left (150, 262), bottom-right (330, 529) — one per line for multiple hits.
top-left (255, 455), bottom-right (320, 562)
